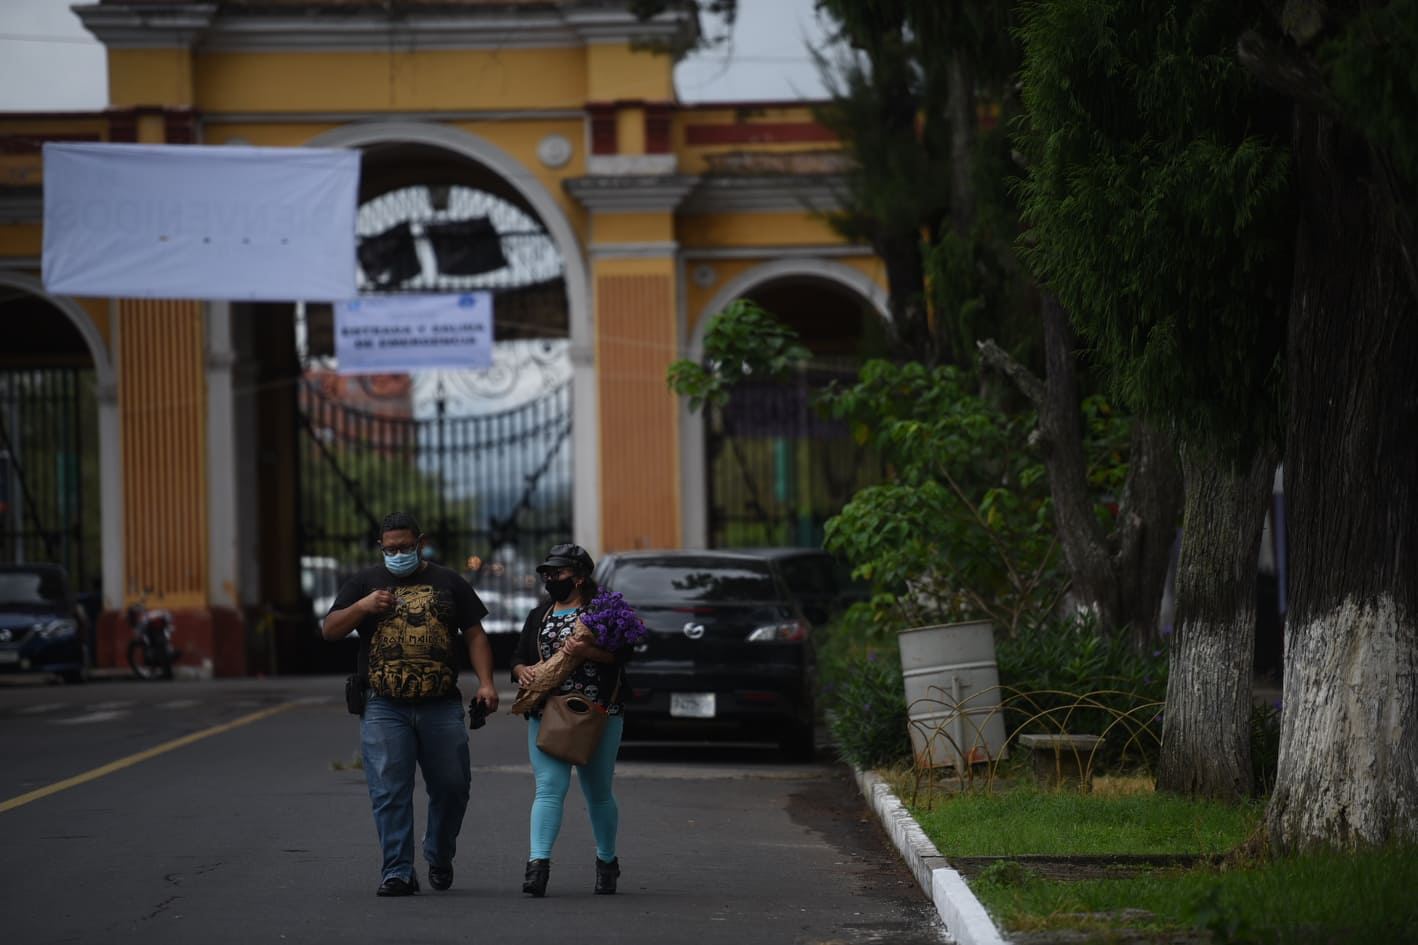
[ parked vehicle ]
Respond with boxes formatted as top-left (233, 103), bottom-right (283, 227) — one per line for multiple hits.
top-left (592, 549), bottom-right (818, 760)
top-left (0, 563), bottom-right (89, 683)
top-left (127, 595), bottom-right (180, 680)
top-left (475, 585), bottom-right (542, 666)
top-left (732, 547), bottom-right (870, 627)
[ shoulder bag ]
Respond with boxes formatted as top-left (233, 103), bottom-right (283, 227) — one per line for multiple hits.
top-left (535, 672), bottom-right (622, 765)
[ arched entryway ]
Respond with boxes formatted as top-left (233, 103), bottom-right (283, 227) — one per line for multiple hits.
top-left (231, 123), bottom-right (591, 671)
top-left (0, 272), bottom-right (120, 655)
top-left (680, 259), bottom-right (890, 549)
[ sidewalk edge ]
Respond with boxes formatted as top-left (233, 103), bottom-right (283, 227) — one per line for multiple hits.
top-left (853, 768), bottom-right (1010, 945)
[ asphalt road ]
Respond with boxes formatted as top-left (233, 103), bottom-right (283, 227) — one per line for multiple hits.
top-left (0, 675), bottom-right (946, 945)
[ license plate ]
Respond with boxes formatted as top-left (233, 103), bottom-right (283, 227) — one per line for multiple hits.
top-left (670, 693), bottom-right (716, 718)
top-left (0, 650), bottom-right (19, 664)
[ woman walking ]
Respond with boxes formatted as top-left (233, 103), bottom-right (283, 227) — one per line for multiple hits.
top-left (511, 543), bottom-right (633, 897)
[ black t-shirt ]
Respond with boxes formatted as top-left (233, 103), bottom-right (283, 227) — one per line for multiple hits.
top-left (329, 561), bottom-right (488, 702)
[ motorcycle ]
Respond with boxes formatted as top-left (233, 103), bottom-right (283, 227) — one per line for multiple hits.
top-left (126, 597), bottom-right (180, 680)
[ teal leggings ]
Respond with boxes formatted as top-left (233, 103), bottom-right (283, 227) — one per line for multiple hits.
top-left (527, 714), bottom-right (624, 862)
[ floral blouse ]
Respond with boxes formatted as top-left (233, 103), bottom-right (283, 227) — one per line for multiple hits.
top-left (536, 606), bottom-right (625, 717)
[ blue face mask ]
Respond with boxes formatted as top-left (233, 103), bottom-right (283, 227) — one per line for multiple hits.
top-left (385, 551), bottom-right (419, 577)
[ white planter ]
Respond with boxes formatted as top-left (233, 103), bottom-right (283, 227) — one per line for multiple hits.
top-left (897, 620), bottom-right (1008, 770)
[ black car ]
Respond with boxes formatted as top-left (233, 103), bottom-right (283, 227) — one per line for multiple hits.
top-left (592, 549), bottom-right (819, 759)
top-left (0, 563), bottom-right (88, 683)
top-left (732, 547), bottom-right (870, 627)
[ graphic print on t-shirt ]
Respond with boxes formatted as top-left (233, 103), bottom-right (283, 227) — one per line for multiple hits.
top-left (367, 583), bottom-right (456, 699)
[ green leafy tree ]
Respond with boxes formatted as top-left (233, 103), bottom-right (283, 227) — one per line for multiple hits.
top-left (816, 0), bottom-right (1185, 645)
top-left (665, 299), bottom-right (810, 412)
top-left (821, 360), bottom-right (1073, 636)
top-left (1016, 0), bottom-right (1292, 803)
top-left (1018, 0), bottom-right (1418, 851)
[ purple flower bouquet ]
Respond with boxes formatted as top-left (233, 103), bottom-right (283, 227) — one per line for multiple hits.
top-left (579, 589), bottom-right (647, 650)
top-left (509, 590), bottom-right (645, 713)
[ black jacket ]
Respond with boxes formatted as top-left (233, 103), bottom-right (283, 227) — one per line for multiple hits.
top-left (510, 601), bottom-right (633, 713)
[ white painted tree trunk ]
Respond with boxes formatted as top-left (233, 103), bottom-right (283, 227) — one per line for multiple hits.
top-left (1156, 441), bottom-right (1275, 799)
top-left (1265, 107), bottom-right (1418, 853)
top-left (1266, 598), bottom-right (1418, 850)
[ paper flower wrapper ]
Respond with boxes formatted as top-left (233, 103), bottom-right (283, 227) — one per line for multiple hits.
top-left (509, 619), bottom-right (594, 714)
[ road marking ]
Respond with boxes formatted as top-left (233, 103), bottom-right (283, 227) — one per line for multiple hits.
top-left (0, 702), bottom-right (297, 814)
top-left (52, 711), bottom-right (126, 725)
top-left (15, 703), bottom-right (64, 715)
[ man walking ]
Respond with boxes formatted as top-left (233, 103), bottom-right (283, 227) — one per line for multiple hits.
top-left (323, 511), bottom-right (499, 896)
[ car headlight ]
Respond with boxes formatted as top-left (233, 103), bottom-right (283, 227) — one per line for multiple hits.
top-left (747, 619), bottom-right (807, 643)
top-left (35, 619), bottom-right (78, 640)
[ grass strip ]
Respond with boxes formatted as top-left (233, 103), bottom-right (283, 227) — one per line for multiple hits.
top-left (895, 774), bottom-right (1418, 943)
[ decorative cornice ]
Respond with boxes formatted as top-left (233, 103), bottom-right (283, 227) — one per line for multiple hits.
top-left (563, 174), bottom-right (697, 213)
top-left (76, 2), bottom-right (695, 53)
top-left (589, 240), bottom-right (678, 260)
top-left (586, 154), bottom-right (678, 177)
top-left (73, 3), bottom-right (218, 49)
top-left (680, 244), bottom-right (872, 261)
top-left (200, 108), bottom-right (585, 125)
top-left (679, 175), bottom-right (846, 215)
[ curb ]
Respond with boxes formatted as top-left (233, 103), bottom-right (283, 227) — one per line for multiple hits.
top-left (854, 768), bottom-right (1010, 945)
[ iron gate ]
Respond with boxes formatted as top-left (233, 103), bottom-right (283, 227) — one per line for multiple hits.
top-left (0, 369), bottom-right (97, 588)
top-left (707, 369), bottom-right (885, 549)
top-left (297, 377), bottom-right (572, 634)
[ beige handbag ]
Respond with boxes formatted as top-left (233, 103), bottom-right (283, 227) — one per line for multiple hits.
top-left (535, 691), bottom-right (609, 765)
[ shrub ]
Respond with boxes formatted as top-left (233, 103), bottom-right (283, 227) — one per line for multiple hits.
top-left (995, 612), bottom-right (1169, 769)
top-left (816, 610), bottom-right (912, 768)
top-left (825, 649), bottom-right (912, 768)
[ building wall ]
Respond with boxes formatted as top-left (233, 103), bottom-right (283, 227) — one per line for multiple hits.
top-left (0, 2), bottom-right (888, 673)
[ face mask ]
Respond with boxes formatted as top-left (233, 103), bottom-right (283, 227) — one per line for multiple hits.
top-left (544, 576), bottom-right (575, 603)
top-left (385, 551), bottom-right (419, 577)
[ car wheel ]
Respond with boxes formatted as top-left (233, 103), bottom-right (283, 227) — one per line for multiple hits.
top-left (778, 721), bottom-right (816, 762)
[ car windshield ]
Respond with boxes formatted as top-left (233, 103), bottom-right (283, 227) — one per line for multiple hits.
top-left (0, 570), bottom-right (66, 609)
top-left (610, 557), bottom-right (779, 603)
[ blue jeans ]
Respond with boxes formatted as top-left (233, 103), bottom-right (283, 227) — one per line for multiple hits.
top-left (527, 715), bottom-right (624, 862)
top-left (361, 695), bottom-right (470, 883)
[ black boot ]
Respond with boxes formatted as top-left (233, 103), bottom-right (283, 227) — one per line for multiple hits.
top-left (594, 856), bottom-right (620, 895)
top-left (522, 859), bottom-right (550, 897)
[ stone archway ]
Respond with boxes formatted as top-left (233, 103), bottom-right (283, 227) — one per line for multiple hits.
top-left (303, 122), bottom-right (600, 552)
top-left (0, 271), bottom-right (122, 612)
top-left (679, 258), bottom-right (890, 548)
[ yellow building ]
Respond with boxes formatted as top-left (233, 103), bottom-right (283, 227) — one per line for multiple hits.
top-left (0, 0), bottom-right (888, 676)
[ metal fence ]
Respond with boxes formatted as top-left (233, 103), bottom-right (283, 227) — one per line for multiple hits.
top-left (0, 369), bottom-right (97, 588)
top-left (708, 370), bottom-right (885, 549)
top-left (297, 378), bottom-right (573, 625)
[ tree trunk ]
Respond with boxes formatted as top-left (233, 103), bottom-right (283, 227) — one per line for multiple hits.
top-left (1156, 439), bottom-right (1276, 800)
top-left (1113, 419), bottom-right (1184, 647)
top-left (1263, 109), bottom-right (1418, 853)
top-left (978, 296), bottom-right (1182, 640)
top-left (1037, 294), bottom-right (1120, 629)
top-left (946, 52), bottom-right (977, 238)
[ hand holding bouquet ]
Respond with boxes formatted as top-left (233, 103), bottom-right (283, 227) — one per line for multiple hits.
top-left (509, 590), bottom-right (646, 713)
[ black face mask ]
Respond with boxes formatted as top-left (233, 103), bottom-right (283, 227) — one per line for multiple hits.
top-left (544, 576), bottom-right (575, 603)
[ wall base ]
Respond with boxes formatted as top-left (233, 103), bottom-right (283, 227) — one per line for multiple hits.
top-left (96, 606), bottom-right (247, 679)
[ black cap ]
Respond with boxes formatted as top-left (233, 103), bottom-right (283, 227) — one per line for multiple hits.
top-left (536, 543), bottom-right (594, 575)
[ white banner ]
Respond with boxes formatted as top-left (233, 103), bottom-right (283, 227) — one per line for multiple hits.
top-left (334, 293), bottom-right (494, 375)
top-left (41, 142), bottom-right (360, 301)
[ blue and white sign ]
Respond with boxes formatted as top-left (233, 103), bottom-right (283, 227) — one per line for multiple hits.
top-left (334, 293), bottom-right (494, 375)
top-left (41, 142), bottom-right (360, 301)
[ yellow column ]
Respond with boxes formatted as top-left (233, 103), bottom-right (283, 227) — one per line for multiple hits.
top-left (118, 300), bottom-right (209, 606)
top-left (596, 260), bottom-right (681, 551)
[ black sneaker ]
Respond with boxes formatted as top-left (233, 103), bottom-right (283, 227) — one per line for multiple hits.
top-left (376, 873), bottom-right (420, 897)
top-left (428, 863), bottom-right (453, 891)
